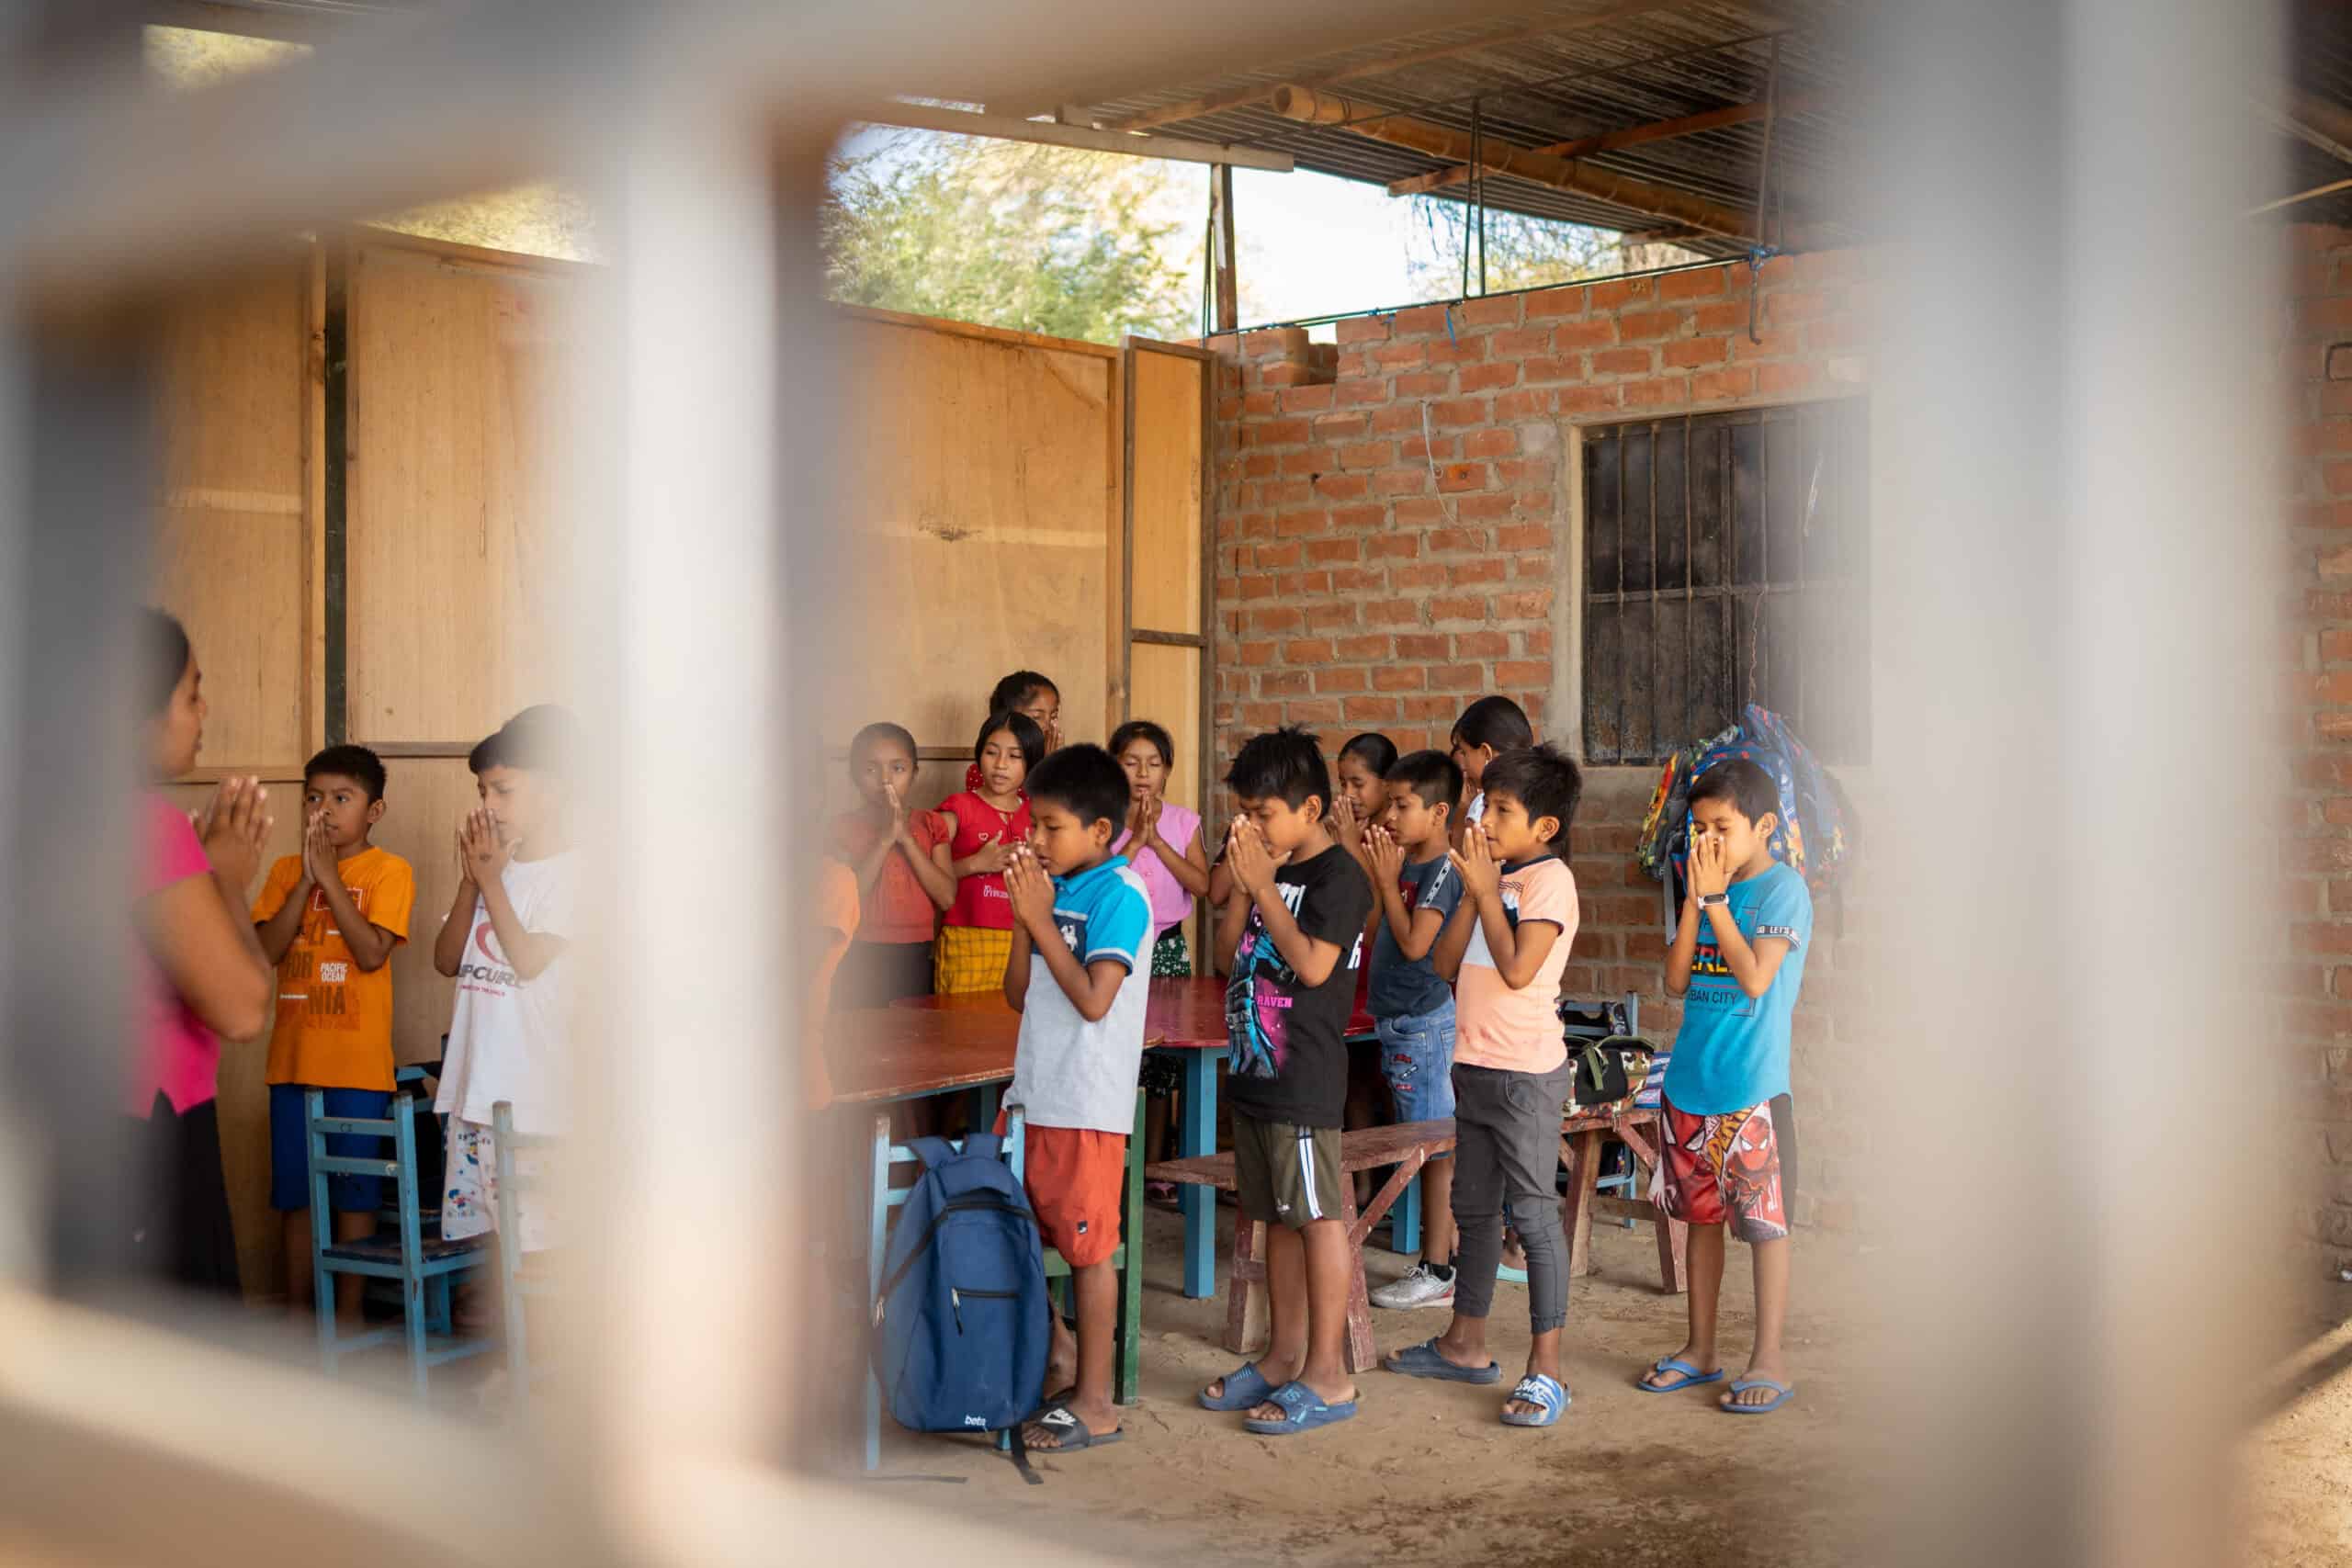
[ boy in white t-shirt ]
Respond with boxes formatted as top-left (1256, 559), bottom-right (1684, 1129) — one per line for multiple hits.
top-left (432, 705), bottom-right (580, 1263)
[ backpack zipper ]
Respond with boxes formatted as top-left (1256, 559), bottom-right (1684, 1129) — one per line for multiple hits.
top-left (876, 1193), bottom-right (1039, 1308)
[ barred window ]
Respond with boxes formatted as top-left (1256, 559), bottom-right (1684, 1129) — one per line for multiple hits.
top-left (1579, 400), bottom-right (1870, 765)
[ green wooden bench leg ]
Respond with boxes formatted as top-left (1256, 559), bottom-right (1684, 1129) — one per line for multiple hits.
top-left (1117, 1091), bottom-right (1145, 1404)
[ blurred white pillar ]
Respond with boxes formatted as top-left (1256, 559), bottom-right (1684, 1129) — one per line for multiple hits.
top-left (577, 88), bottom-right (789, 1492)
top-left (1862, 3), bottom-right (2281, 1563)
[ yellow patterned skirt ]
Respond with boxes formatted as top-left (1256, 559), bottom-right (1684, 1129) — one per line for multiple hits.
top-left (933, 925), bottom-right (1014, 995)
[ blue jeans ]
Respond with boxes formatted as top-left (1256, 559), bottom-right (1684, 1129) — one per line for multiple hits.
top-left (1374, 997), bottom-right (1457, 1122)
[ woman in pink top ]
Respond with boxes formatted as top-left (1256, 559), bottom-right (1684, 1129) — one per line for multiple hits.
top-left (1109, 721), bottom-right (1210, 976)
top-left (130, 610), bottom-right (275, 1292)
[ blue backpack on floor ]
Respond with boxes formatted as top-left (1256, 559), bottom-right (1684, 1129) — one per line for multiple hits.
top-left (871, 1133), bottom-right (1051, 1473)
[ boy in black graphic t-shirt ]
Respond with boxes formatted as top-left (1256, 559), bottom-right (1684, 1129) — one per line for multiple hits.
top-left (1199, 728), bottom-right (1374, 1438)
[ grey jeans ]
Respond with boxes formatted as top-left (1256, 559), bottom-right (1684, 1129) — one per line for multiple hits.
top-left (1450, 1058), bottom-right (1574, 1334)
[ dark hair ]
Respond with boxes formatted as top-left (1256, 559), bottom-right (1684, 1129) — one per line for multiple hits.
top-left (469, 704), bottom-right (579, 777)
top-left (851, 721), bottom-right (918, 763)
top-left (142, 608), bottom-right (191, 719)
top-left (989, 671), bottom-right (1058, 714)
top-left (1025, 743), bottom-right (1129, 833)
top-left (1451, 694), bottom-right (1534, 754)
top-left (1224, 725), bottom-right (1332, 815)
top-left (305, 743), bottom-right (388, 802)
top-left (1108, 719), bottom-right (1175, 770)
top-left (1384, 749), bottom-right (1464, 817)
top-left (973, 709), bottom-right (1046, 773)
top-left (1339, 731), bottom-right (1398, 777)
top-left (1479, 743), bottom-right (1582, 848)
top-left (1689, 757), bottom-right (1780, 829)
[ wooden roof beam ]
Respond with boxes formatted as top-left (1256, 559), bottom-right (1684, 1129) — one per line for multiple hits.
top-left (1091, 0), bottom-right (1692, 135)
top-left (853, 101), bottom-right (1295, 171)
top-left (1270, 83), bottom-right (1823, 247)
top-left (1385, 89), bottom-right (1829, 197)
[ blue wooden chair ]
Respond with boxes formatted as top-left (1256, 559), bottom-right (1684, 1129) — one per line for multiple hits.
top-left (491, 1099), bottom-right (560, 1409)
top-left (309, 1068), bottom-right (495, 1396)
top-left (862, 1092), bottom-right (1147, 1472)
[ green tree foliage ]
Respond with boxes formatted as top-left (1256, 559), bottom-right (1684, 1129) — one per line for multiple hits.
top-left (1405, 197), bottom-right (1643, 294)
top-left (823, 132), bottom-right (1194, 344)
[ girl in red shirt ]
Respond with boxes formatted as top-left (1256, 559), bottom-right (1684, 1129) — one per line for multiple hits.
top-left (929, 710), bottom-right (1045, 993)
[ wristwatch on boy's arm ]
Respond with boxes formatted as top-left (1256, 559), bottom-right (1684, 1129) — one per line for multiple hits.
top-left (1697, 891), bottom-right (1729, 909)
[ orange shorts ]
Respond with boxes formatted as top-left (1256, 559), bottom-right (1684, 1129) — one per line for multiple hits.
top-left (997, 1114), bottom-right (1126, 1269)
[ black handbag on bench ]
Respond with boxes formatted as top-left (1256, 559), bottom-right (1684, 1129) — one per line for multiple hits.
top-left (1564, 1035), bottom-right (1658, 1117)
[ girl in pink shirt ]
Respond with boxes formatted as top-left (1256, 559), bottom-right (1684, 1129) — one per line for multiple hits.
top-left (130, 610), bottom-right (275, 1292)
top-left (1108, 720), bottom-right (1210, 977)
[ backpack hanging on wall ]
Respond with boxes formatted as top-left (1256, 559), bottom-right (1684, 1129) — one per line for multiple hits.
top-left (1634, 704), bottom-right (1858, 905)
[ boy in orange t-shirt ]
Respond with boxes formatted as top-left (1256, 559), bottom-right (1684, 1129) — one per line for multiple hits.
top-left (252, 744), bottom-right (415, 1320)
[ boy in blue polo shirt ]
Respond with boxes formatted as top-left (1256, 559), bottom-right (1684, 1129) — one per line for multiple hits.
top-left (1000, 742), bottom-right (1154, 1454)
top-left (1638, 759), bottom-right (1815, 1415)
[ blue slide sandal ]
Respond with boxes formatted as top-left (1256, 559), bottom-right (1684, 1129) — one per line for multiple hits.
top-left (1198, 1361), bottom-right (1276, 1413)
top-left (1383, 1337), bottom-right (1502, 1384)
top-left (1639, 1357), bottom-right (1725, 1393)
top-left (1500, 1373), bottom-right (1569, 1427)
top-left (1719, 1377), bottom-right (1797, 1415)
top-left (1242, 1381), bottom-right (1359, 1436)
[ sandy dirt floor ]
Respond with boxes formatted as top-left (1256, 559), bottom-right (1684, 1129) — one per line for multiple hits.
top-left (849, 1201), bottom-right (2352, 1566)
top-left (864, 1202), bottom-right (1871, 1567)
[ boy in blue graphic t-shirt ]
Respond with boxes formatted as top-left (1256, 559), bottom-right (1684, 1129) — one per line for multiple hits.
top-left (1001, 744), bottom-right (1154, 1454)
top-left (1638, 759), bottom-right (1814, 1416)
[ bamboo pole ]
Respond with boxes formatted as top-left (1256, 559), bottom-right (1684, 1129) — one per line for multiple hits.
top-left (1269, 85), bottom-right (1810, 244)
top-left (1386, 91), bottom-right (1829, 197)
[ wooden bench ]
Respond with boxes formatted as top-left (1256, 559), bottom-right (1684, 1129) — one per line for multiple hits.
top-left (1561, 1105), bottom-right (1687, 1294)
top-left (1147, 1119), bottom-right (1456, 1374)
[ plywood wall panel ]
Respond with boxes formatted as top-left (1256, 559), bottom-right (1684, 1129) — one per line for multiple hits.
top-left (372, 757), bottom-right (479, 1068)
top-left (833, 315), bottom-right (1115, 755)
top-left (1128, 348), bottom-right (1204, 637)
top-left (346, 242), bottom-right (571, 745)
top-left (153, 254), bottom-right (314, 776)
top-left (1128, 642), bottom-right (1204, 815)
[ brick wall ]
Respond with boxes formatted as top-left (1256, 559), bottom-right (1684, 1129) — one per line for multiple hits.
top-left (1204, 251), bottom-right (1872, 1227)
top-left (2286, 223), bottom-right (2352, 1270)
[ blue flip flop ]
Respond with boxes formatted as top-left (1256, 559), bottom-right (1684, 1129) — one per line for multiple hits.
top-left (1719, 1377), bottom-right (1797, 1415)
top-left (1198, 1361), bottom-right (1276, 1413)
top-left (1496, 1264), bottom-right (1530, 1283)
top-left (1242, 1380), bottom-right (1359, 1436)
top-left (1499, 1373), bottom-right (1569, 1427)
top-left (1383, 1337), bottom-right (1503, 1384)
top-left (1639, 1357), bottom-right (1726, 1394)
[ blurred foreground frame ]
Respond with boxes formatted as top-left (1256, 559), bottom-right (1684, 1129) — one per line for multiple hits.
top-left (0, 2), bottom-right (2311, 1566)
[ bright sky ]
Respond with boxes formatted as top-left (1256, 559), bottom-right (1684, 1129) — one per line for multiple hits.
top-left (838, 122), bottom-right (1488, 339)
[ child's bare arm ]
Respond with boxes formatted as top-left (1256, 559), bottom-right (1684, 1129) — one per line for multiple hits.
top-left (1664, 897), bottom-right (1701, 997)
top-left (1430, 896), bottom-right (1477, 982)
top-left (1703, 912), bottom-right (1791, 999)
top-left (1003, 918), bottom-right (1033, 1011)
top-left (1206, 850), bottom-right (1234, 910)
top-left (313, 879), bottom-right (395, 972)
top-left (1475, 903), bottom-right (1560, 990)
top-left (1250, 891), bottom-right (1344, 988)
top-left (1151, 827), bottom-right (1212, 898)
top-left (433, 881), bottom-right (476, 976)
top-left (902, 829), bottom-right (958, 910)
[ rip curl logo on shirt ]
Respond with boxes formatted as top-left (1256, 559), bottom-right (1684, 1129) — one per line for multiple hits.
top-left (458, 920), bottom-right (517, 989)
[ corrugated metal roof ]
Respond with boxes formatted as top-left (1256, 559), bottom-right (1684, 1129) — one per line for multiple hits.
top-left (1074, 0), bottom-right (2352, 252)
top-left (1074, 0), bottom-right (1864, 256)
